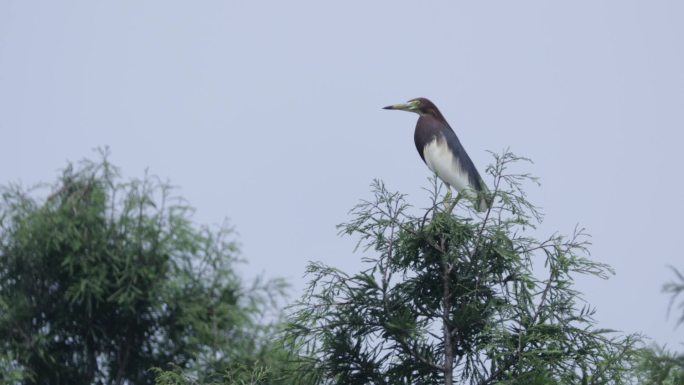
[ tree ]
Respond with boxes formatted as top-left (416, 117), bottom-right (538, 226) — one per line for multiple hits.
top-left (663, 267), bottom-right (684, 329)
top-left (284, 151), bottom-right (639, 385)
top-left (633, 346), bottom-right (684, 385)
top-left (0, 151), bottom-right (285, 385)
top-left (630, 267), bottom-right (684, 385)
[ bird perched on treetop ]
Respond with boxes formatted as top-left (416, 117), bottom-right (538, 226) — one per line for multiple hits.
top-left (383, 97), bottom-right (490, 212)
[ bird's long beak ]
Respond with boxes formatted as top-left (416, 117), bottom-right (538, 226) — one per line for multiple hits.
top-left (383, 103), bottom-right (410, 111)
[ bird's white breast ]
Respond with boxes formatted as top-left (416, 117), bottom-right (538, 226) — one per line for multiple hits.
top-left (423, 138), bottom-right (474, 196)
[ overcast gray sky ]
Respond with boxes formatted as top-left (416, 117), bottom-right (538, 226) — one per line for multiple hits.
top-left (1, 1), bottom-right (683, 346)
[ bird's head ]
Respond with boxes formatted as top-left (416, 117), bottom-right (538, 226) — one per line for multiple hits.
top-left (383, 97), bottom-right (443, 119)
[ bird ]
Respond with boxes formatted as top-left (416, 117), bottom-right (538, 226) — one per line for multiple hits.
top-left (383, 97), bottom-right (490, 212)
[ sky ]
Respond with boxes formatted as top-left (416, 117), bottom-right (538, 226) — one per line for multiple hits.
top-left (1, 1), bottom-right (683, 347)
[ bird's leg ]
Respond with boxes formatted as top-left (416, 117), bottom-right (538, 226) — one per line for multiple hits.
top-left (443, 187), bottom-right (452, 206)
top-left (442, 187), bottom-right (458, 213)
top-left (445, 193), bottom-right (461, 214)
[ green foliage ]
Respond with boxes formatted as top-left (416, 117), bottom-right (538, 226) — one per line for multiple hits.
top-left (632, 346), bottom-right (684, 385)
top-left (284, 151), bottom-right (640, 385)
top-left (0, 150), bottom-right (286, 385)
top-left (664, 266), bottom-right (684, 328)
top-left (152, 346), bottom-right (293, 385)
top-left (631, 267), bottom-right (684, 385)
top-left (152, 341), bottom-right (306, 385)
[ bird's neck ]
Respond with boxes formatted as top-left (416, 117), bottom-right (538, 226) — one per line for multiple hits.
top-left (421, 110), bottom-right (448, 126)
top-left (418, 113), bottom-right (450, 131)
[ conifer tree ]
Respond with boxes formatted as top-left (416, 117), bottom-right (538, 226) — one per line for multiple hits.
top-left (285, 151), bottom-right (639, 385)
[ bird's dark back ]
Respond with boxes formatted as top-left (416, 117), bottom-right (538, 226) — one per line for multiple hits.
top-left (414, 115), bottom-right (487, 194)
